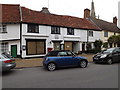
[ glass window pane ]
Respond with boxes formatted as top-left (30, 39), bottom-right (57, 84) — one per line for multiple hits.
top-left (36, 41), bottom-right (45, 54)
top-left (27, 41), bottom-right (36, 55)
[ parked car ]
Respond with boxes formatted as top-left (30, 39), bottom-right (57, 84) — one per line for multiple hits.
top-left (43, 50), bottom-right (88, 71)
top-left (93, 47), bottom-right (120, 64)
top-left (0, 52), bottom-right (16, 71)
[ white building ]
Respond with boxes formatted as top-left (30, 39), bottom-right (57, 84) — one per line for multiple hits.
top-left (0, 4), bottom-right (101, 58)
top-left (118, 1), bottom-right (120, 28)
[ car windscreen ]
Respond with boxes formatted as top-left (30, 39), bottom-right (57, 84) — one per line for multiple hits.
top-left (1, 52), bottom-right (13, 58)
top-left (102, 48), bottom-right (115, 53)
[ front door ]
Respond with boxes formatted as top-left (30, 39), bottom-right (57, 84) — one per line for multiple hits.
top-left (11, 45), bottom-right (17, 58)
top-left (82, 43), bottom-right (85, 53)
top-left (64, 42), bottom-right (73, 51)
top-left (53, 42), bottom-right (60, 50)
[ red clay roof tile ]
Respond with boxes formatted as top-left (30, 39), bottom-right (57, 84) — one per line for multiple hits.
top-left (1, 4), bottom-right (21, 23)
top-left (1, 4), bottom-right (101, 30)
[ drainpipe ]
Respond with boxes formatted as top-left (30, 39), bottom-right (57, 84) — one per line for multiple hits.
top-left (86, 30), bottom-right (89, 52)
top-left (19, 6), bottom-right (23, 58)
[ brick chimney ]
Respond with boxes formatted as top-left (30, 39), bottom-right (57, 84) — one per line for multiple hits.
top-left (113, 16), bottom-right (117, 25)
top-left (40, 7), bottom-right (50, 14)
top-left (84, 8), bottom-right (90, 19)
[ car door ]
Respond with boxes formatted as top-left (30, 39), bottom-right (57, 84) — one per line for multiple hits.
top-left (57, 52), bottom-right (71, 67)
top-left (112, 48), bottom-right (120, 62)
top-left (66, 51), bottom-right (79, 66)
top-left (117, 48), bottom-right (120, 62)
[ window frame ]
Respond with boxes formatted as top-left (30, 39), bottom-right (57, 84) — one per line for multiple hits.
top-left (67, 28), bottom-right (74, 35)
top-left (27, 24), bottom-right (39, 33)
top-left (0, 25), bottom-right (7, 33)
top-left (0, 42), bottom-right (8, 53)
top-left (26, 40), bottom-right (46, 55)
top-left (88, 30), bottom-right (93, 37)
top-left (104, 31), bottom-right (108, 37)
top-left (51, 26), bottom-right (60, 34)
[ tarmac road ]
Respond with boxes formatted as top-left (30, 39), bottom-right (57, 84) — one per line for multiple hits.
top-left (2, 63), bottom-right (119, 88)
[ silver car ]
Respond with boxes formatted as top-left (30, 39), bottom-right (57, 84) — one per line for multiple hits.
top-left (0, 52), bottom-right (16, 71)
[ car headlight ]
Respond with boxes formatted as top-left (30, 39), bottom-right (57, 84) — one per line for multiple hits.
top-left (100, 54), bottom-right (107, 58)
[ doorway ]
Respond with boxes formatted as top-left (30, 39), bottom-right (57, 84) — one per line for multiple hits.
top-left (11, 45), bottom-right (17, 58)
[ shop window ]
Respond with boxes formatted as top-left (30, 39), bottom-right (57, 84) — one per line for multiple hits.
top-left (27, 40), bottom-right (45, 55)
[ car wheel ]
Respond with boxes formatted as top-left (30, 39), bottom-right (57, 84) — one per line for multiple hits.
top-left (107, 58), bottom-right (113, 65)
top-left (80, 60), bottom-right (87, 68)
top-left (47, 63), bottom-right (56, 71)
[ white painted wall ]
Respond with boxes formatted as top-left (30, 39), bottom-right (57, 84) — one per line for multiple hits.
top-left (0, 23), bottom-right (102, 58)
top-left (118, 1), bottom-right (120, 28)
top-left (89, 31), bottom-right (101, 42)
top-left (8, 40), bottom-right (20, 55)
top-left (0, 24), bottom-right (20, 40)
top-left (21, 23), bottom-right (101, 58)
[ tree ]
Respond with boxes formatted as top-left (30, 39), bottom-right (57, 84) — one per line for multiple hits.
top-left (108, 35), bottom-right (120, 47)
top-left (91, 40), bottom-right (103, 53)
top-left (103, 42), bottom-right (108, 48)
top-left (94, 40), bottom-right (103, 49)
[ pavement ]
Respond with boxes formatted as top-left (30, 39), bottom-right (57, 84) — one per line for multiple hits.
top-left (15, 54), bottom-right (94, 69)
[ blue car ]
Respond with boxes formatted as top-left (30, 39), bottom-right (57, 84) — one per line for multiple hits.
top-left (43, 50), bottom-right (88, 71)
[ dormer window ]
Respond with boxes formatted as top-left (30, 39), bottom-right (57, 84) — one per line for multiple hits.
top-left (67, 28), bottom-right (74, 35)
top-left (28, 24), bottom-right (39, 33)
top-left (0, 25), bottom-right (7, 33)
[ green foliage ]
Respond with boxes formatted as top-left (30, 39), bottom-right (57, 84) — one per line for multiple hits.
top-left (88, 40), bottom-right (103, 54)
top-left (93, 40), bottom-right (103, 49)
top-left (103, 42), bottom-right (108, 48)
top-left (89, 48), bottom-right (101, 54)
top-left (108, 35), bottom-right (120, 47)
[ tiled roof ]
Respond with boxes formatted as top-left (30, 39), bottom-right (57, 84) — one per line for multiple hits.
top-left (22, 7), bottom-right (101, 30)
top-left (1, 4), bottom-right (21, 23)
top-left (1, 4), bottom-right (101, 30)
top-left (89, 17), bottom-right (120, 33)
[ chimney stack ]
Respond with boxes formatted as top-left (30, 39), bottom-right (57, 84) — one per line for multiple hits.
top-left (113, 16), bottom-right (117, 25)
top-left (84, 8), bottom-right (90, 19)
top-left (40, 7), bottom-right (50, 14)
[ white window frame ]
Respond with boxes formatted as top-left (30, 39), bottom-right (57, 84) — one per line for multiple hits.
top-left (0, 42), bottom-right (8, 53)
top-left (0, 25), bottom-right (7, 33)
top-left (89, 30), bottom-right (93, 37)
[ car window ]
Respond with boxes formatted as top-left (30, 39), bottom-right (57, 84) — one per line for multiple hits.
top-left (0, 55), bottom-right (5, 60)
top-left (67, 51), bottom-right (73, 56)
top-left (2, 52), bottom-right (13, 58)
top-left (103, 48), bottom-right (115, 53)
top-left (58, 52), bottom-right (67, 56)
top-left (113, 48), bottom-right (120, 53)
top-left (46, 51), bottom-right (58, 56)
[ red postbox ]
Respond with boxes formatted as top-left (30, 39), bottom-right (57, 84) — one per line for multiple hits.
top-left (47, 48), bottom-right (53, 52)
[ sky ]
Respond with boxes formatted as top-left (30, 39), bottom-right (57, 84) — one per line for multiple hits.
top-left (0, 0), bottom-right (120, 23)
